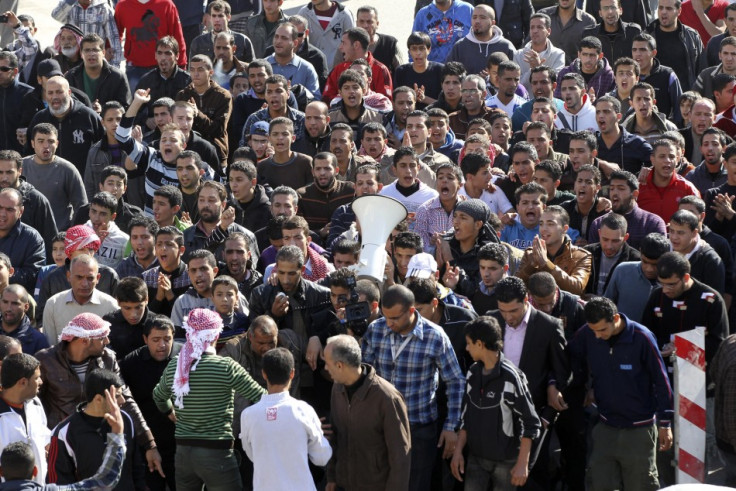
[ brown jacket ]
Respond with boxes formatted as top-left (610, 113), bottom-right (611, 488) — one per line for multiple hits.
top-left (327, 364), bottom-right (411, 491)
top-left (448, 106), bottom-right (504, 140)
top-left (517, 237), bottom-right (592, 296)
top-left (176, 80), bottom-right (233, 162)
top-left (36, 343), bottom-right (155, 449)
top-left (297, 178), bottom-right (356, 231)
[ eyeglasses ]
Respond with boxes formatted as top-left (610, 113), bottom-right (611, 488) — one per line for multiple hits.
top-left (0, 66), bottom-right (13, 72)
top-left (657, 279), bottom-right (682, 290)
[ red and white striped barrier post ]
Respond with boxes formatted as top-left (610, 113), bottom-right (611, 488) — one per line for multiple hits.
top-left (673, 327), bottom-right (706, 484)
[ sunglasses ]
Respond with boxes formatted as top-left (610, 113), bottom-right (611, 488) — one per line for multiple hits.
top-left (0, 66), bottom-right (13, 72)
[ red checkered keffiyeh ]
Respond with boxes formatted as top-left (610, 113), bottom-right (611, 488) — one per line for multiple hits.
top-left (173, 308), bottom-right (223, 408)
top-left (64, 225), bottom-right (101, 259)
top-left (59, 313), bottom-right (111, 343)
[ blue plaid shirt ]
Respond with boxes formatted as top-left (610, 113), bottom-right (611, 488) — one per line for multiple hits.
top-left (361, 313), bottom-right (464, 431)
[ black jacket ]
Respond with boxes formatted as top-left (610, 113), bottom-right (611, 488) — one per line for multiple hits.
top-left (488, 306), bottom-right (571, 423)
top-left (25, 100), bottom-right (104, 175)
top-left (646, 19), bottom-right (704, 91)
top-left (17, 179), bottom-right (58, 257)
top-left (248, 277), bottom-right (331, 336)
top-left (549, 289), bottom-right (587, 341)
top-left (583, 20), bottom-right (642, 66)
top-left (134, 66), bottom-right (192, 125)
top-left (231, 184), bottom-right (271, 233)
top-left (0, 77), bottom-right (33, 153)
top-left (182, 222), bottom-right (259, 263)
top-left (639, 58), bottom-right (682, 121)
top-left (689, 240), bottom-right (726, 294)
top-left (586, 0), bottom-right (651, 31)
top-left (20, 85), bottom-right (92, 128)
top-left (120, 342), bottom-right (182, 458)
top-left (65, 60), bottom-right (132, 107)
top-left (104, 308), bottom-right (157, 360)
top-left (441, 223), bottom-right (500, 297)
top-left (36, 262), bottom-right (119, 324)
top-left (48, 404), bottom-right (144, 490)
top-left (293, 127), bottom-right (332, 157)
top-left (0, 220), bottom-right (46, 293)
top-left (584, 241), bottom-right (641, 296)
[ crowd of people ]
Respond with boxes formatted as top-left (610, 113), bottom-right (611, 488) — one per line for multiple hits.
top-left (0, 0), bottom-right (736, 489)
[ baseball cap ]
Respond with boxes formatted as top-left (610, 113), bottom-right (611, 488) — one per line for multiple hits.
top-left (37, 59), bottom-right (63, 78)
top-left (406, 253), bottom-right (438, 279)
top-left (250, 121), bottom-right (269, 137)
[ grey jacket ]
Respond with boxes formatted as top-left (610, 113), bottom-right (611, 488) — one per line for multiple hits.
top-left (243, 10), bottom-right (286, 58)
top-left (298, 2), bottom-right (355, 70)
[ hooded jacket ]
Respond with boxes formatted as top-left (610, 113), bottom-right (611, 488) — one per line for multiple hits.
top-left (446, 27), bottom-right (516, 75)
top-left (440, 223), bottom-right (500, 297)
top-left (231, 184), bottom-right (272, 233)
top-left (436, 128), bottom-right (464, 163)
top-left (298, 1), bottom-right (355, 70)
top-left (25, 100), bottom-right (104, 175)
top-left (413, 0), bottom-right (474, 64)
top-left (555, 93), bottom-right (598, 132)
top-left (514, 40), bottom-right (566, 91)
top-left (554, 57), bottom-right (616, 100)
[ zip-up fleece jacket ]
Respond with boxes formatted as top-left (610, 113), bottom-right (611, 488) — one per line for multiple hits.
top-left (413, 0), bottom-right (474, 64)
top-left (298, 2), bottom-right (355, 70)
top-left (569, 314), bottom-right (673, 428)
top-left (459, 354), bottom-right (541, 461)
top-left (446, 27), bottom-right (515, 76)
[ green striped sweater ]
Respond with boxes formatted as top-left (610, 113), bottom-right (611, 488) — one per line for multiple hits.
top-left (153, 353), bottom-right (267, 441)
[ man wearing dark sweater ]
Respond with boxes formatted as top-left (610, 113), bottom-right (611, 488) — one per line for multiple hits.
top-left (669, 209), bottom-right (725, 294)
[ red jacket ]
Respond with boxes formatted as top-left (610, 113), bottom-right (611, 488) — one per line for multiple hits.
top-left (638, 171), bottom-right (700, 222)
top-left (322, 51), bottom-right (393, 104)
top-left (715, 106), bottom-right (736, 138)
top-left (115, 0), bottom-right (187, 67)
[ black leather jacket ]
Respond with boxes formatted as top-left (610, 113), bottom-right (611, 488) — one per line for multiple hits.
top-left (248, 278), bottom-right (330, 338)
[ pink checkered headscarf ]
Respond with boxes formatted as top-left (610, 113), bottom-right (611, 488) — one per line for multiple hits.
top-left (64, 225), bottom-right (101, 259)
top-left (173, 309), bottom-right (223, 408)
top-left (59, 313), bottom-right (111, 343)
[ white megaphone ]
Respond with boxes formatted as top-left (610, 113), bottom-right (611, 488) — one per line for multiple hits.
top-left (351, 195), bottom-right (408, 282)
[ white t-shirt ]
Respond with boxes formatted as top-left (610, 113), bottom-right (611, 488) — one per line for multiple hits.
top-left (458, 185), bottom-right (514, 215)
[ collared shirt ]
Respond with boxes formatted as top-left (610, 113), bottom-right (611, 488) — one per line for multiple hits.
top-left (415, 196), bottom-right (456, 253)
top-left (361, 313), bottom-right (465, 431)
top-left (242, 106), bottom-right (306, 146)
top-left (504, 305), bottom-right (531, 366)
top-left (42, 288), bottom-right (119, 346)
top-left (267, 53), bottom-right (321, 98)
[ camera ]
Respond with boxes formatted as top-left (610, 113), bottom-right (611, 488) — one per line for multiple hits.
top-left (0, 15), bottom-right (8, 23)
top-left (338, 276), bottom-right (371, 337)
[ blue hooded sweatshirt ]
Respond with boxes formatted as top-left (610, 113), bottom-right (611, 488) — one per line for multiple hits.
top-left (413, 0), bottom-right (474, 64)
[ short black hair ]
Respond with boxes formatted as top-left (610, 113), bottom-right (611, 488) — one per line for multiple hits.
top-left (528, 271), bottom-right (557, 297)
top-left (154, 185), bottom-right (183, 208)
top-left (156, 226), bottom-right (184, 247)
top-left (99, 165), bottom-right (128, 186)
top-left (584, 297), bottom-right (618, 323)
top-left (84, 369), bottom-right (123, 403)
top-left (406, 277), bottom-right (439, 305)
top-left (656, 251), bottom-right (691, 279)
top-left (145, 315), bottom-right (175, 336)
top-left (669, 209), bottom-right (699, 231)
top-left (515, 182), bottom-right (548, 206)
top-left (464, 316), bottom-right (503, 351)
top-left (329, 267), bottom-right (358, 289)
top-left (495, 276), bottom-right (527, 303)
top-left (332, 238), bottom-right (360, 258)
top-left (679, 195), bottom-right (706, 214)
top-left (114, 277), bottom-right (148, 303)
top-left (128, 215), bottom-right (159, 237)
top-left (639, 233), bottom-right (670, 260)
top-left (535, 160), bottom-right (562, 181)
top-left (460, 152), bottom-right (492, 177)
top-left (262, 347), bottom-right (294, 385)
top-left (609, 170), bottom-right (639, 191)
top-left (0, 353), bottom-right (39, 390)
top-left (382, 284), bottom-right (415, 310)
top-left (90, 191), bottom-right (118, 215)
top-left (0, 441), bottom-right (35, 480)
top-left (393, 231), bottom-right (423, 254)
top-left (478, 243), bottom-right (509, 266)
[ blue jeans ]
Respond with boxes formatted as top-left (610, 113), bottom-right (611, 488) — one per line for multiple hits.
top-left (175, 445), bottom-right (242, 491)
top-left (465, 454), bottom-right (516, 491)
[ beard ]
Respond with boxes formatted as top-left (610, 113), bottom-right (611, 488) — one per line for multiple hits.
top-left (200, 208), bottom-right (221, 224)
top-left (49, 98), bottom-right (71, 117)
top-left (61, 47), bottom-right (79, 58)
